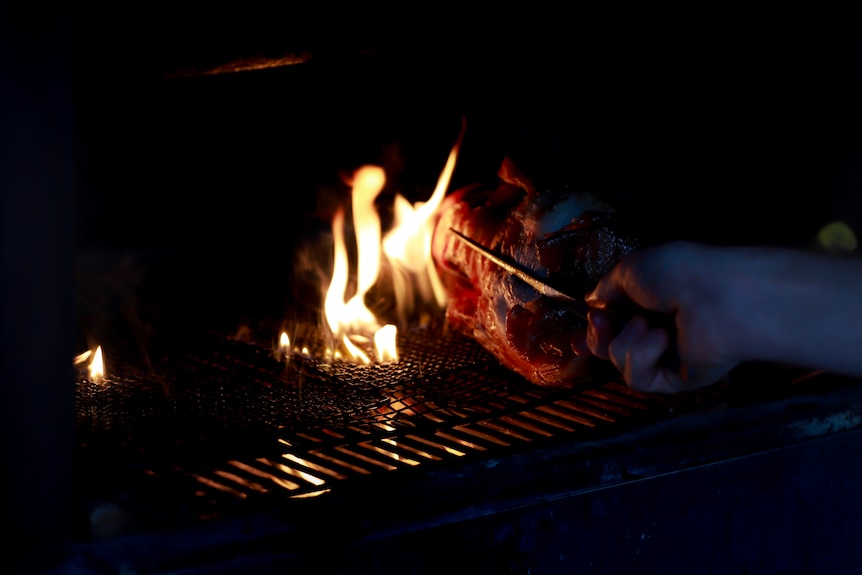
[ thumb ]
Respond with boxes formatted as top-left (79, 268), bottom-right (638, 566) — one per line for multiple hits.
top-left (585, 268), bottom-right (628, 309)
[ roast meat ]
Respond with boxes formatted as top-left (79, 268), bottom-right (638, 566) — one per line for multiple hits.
top-left (431, 157), bottom-right (639, 386)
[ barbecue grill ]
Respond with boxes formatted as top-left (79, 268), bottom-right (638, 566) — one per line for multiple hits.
top-left (4, 5), bottom-right (862, 574)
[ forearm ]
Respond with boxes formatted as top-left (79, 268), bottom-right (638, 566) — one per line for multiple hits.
top-left (720, 246), bottom-right (862, 377)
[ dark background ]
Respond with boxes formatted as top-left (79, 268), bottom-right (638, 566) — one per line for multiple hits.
top-left (66, 5), bottom-right (862, 329)
top-left (71, 5), bottom-right (862, 252)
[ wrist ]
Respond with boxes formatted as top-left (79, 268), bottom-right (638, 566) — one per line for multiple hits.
top-left (677, 242), bottom-right (749, 364)
top-left (721, 246), bottom-right (862, 372)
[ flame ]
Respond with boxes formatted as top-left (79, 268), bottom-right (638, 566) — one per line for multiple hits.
top-left (89, 345), bottom-right (105, 383)
top-left (322, 167), bottom-right (392, 363)
top-left (374, 324), bottom-right (398, 362)
top-left (382, 122), bottom-right (464, 310)
top-left (278, 331), bottom-right (291, 356)
top-left (323, 166), bottom-right (386, 338)
top-left (321, 119), bottom-right (465, 363)
top-left (350, 166), bottom-right (386, 307)
top-left (73, 349), bottom-right (92, 366)
top-left (342, 335), bottom-right (371, 364)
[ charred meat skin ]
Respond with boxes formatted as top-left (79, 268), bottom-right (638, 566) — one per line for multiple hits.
top-left (432, 158), bottom-right (639, 386)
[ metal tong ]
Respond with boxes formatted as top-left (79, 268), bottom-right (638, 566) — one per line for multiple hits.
top-left (448, 228), bottom-right (591, 320)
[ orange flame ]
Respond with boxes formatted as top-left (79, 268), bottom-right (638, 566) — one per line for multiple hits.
top-left (382, 122), bottom-right (464, 313)
top-left (89, 346), bottom-right (105, 383)
top-left (321, 120), bottom-right (464, 363)
top-left (323, 169), bottom-right (395, 363)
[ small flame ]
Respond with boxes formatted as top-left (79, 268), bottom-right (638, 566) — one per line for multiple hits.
top-left (342, 335), bottom-right (371, 364)
top-left (279, 331), bottom-right (291, 356)
top-left (374, 324), bottom-right (398, 363)
top-left (73, 349), bottom-right (92, 366)
top-left (89, 346), bottom-right (105, 383)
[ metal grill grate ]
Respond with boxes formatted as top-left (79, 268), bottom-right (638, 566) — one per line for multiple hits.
top-left (74, 321), bottom-right (732, 529)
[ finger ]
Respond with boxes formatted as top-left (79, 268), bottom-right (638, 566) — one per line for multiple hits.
top-left (623, 328), bottom-right (688, 394)
top-left (584, 247), bottom-right (648, 308)
top-left (606, 315), bottom-right (651, 376)
top-left (585, 308), bottom-right (616, 359)
top-left (584, 262), bottom-right (632, 309)
top-left (606, 319), bottom-right (689, 394)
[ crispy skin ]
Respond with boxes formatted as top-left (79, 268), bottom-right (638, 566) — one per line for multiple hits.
top-left (432, 158), bottom-right (638, 386)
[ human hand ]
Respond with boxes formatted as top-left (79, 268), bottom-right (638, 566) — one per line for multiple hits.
top-left (579, 241), bottom-right (739, 393)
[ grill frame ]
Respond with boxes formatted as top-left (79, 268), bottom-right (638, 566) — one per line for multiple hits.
top-left (69, 341), bottom-right (862, 573)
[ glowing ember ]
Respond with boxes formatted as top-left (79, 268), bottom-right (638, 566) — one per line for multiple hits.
top-left (320, 120), bottom-right (464, 363)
